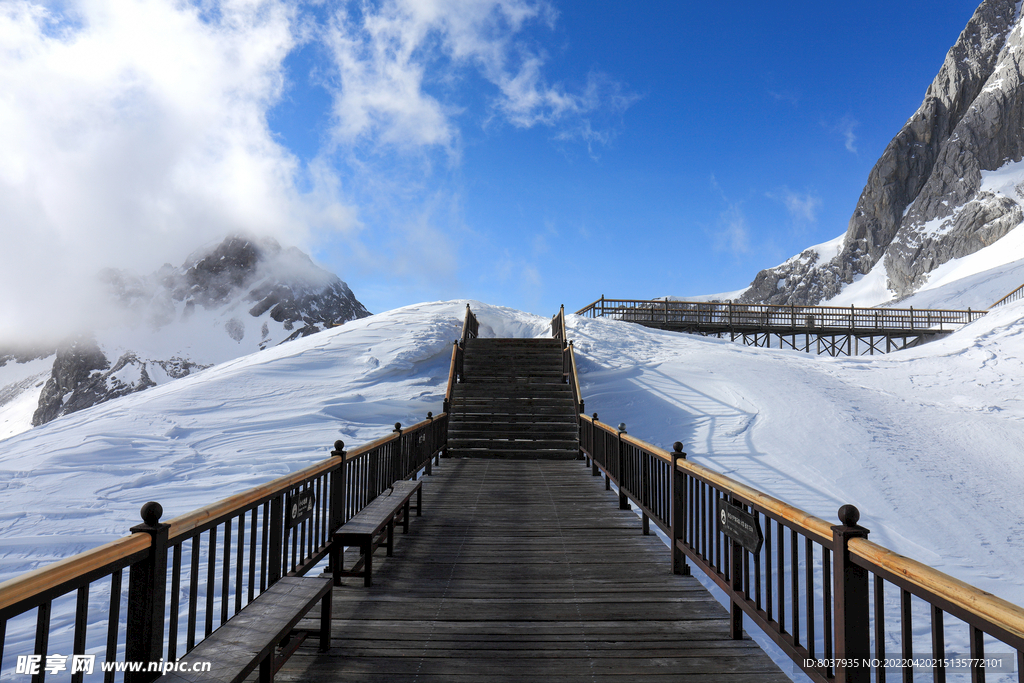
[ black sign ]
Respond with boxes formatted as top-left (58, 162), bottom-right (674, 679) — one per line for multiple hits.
top-left (287, 490), bottom-right (316, 528)
top-left (716, 497), bottom-right (763, 553)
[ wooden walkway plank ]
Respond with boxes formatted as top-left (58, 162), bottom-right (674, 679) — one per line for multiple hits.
top-left (277, 459), bottom-right (788, 682)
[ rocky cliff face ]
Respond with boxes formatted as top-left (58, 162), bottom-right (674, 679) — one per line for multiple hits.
top-left (5, 235), bottom-right (371, 429)
top-left (740, 0), bottom-right (1024, 305)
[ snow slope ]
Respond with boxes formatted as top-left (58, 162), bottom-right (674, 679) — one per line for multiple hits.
top-left (1, 296), bottom-right (1023, 678)
top-left (828, 223), bottom-right (1024, 309)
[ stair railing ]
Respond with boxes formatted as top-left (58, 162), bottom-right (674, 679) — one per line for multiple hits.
top-left (552, 305), bottom-right (584, 420)
top-left (579, 415), bottom-right (1024, 683)
top-left (444, 304), bottom-right (478, 413)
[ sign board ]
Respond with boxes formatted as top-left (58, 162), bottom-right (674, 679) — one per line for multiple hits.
top-left (287, 490), bottom-right (316, 528)
top-left (716, 497), bottom-right (763, 554)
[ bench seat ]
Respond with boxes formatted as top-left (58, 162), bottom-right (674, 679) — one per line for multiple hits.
top-left (156, 575), bottom-right (331, 683)
top-left (333, 479), bottom-right (422, 586)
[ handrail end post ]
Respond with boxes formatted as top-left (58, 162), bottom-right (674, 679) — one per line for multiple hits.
top-left (832, 504), bottom-right (871, 683)
top-left (670, 443), bottom-right (690, 576)
top-left (126, 502), bottom-right (170, 683)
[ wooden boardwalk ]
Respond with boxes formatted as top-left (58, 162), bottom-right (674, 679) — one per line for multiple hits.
top-left (279, 459), bottom-right (789, 682)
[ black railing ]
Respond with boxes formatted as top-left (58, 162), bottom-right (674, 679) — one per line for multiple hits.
top-left (579, 415), bottom-right (1024, 683)
top-left (0, 414), bottom-right (448, 681)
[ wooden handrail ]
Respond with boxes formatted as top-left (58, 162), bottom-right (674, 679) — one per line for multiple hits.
top-left (581, 411), bottom-right (1024, 661)
top-left (581, 415), bottom-right (834, 543)
top-left (164, 416), bottom-right (439, 542)
top-left (850, 537), bottom-right (1024, 647)
top-left (568, 342), bottom-right (582, 413)
top-left (0, 413), bottom-right (444, 618)
top-left (444, 342), bottom-right (458, 408)
top-left (0, 534), bottom-right (150, 613)
top-left (166, 458), bottom-right (340, 542)
top-left (461, 303), bottom-right (479, 341)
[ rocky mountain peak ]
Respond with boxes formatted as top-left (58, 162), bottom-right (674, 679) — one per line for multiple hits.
top-left (2, 234), bottom-right (372, 431)
top-left (739, 0), bottom-right (1024, 305)
top-left (181, 235), bottom-right (268, 307)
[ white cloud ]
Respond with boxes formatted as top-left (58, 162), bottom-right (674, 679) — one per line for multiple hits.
top-left (837, 115), bottom-right (859, 154)
top-left (0, 0), bottom-right (632, 341)
top-left (767, 188), bottom-right (821, 227)
top-left (715, 204), bottom-right (751, 256)
top-left (0, 0), bottom-right (360, 341)
top-left (322, 0), bottom-right (631, 151)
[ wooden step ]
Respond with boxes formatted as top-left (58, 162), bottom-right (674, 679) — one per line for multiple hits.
top-left (448, 336), bottom-right (579, 460)
top-left (449, 414), bottom-right (580, 424)
top-left (448, 424), bottom-right (578, 435)
top-left (447, 449), bottom-right (580, 459)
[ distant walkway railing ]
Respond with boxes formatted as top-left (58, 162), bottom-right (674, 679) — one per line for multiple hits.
top-left (991, 283), bottom-right (1024, 308)
top-left (577, 297), bottom-right (983, 331)
top-left (579, 414), bottom-right (1024, 683)
top-left (576, 297), bottom-right (986, 356)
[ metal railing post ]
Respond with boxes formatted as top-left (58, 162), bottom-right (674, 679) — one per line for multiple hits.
top-left (728, 497), bottom-right (744, 640)
top-left (833, 504), bottom-right (871, 683)
top-left (425, 413), bottom-right (434, 476)
top-left (392, 422), bottom-right (403, 487)
top-left (617, 424), bottom-right (629, 510)
top-left (329, 440), bottom-right (346, 585)
top-left (125, 502), bottom-right (170, 683)
top-left (670, 442), bottom-right (690, 576)
top-left (268, 494), bottom-right (284, 585)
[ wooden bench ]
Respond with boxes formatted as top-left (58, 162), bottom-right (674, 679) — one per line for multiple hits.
top-left (332, 479), bottom-right (422, 587)
top-left (156, 575), bottom-right (331, 683)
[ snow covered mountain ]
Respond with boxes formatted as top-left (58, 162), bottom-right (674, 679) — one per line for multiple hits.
top-left (0, 235), bottom-right (369, 438)
top-left (740, 0), bottom-right (1024, 306)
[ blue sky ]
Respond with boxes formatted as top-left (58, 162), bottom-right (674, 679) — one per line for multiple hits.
top-left (0, 0), bottom-right (982, 330)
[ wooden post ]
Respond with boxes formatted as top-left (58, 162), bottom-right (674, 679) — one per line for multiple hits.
top-left (833, 504), bottom-right (871, 683)
top-left (670, 443), bottom-right (690, 576)
top-left (125, 502), bottom-right (170, 683)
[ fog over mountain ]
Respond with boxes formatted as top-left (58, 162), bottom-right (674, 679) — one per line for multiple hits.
top-left (0, 235), bottom-right (369, 437)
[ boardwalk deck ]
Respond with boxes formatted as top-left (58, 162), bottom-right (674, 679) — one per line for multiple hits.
top-left (279, 459), bottom-right (788, 682)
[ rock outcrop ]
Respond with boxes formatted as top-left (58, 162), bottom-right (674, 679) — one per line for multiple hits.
top-left (740, 0), bottom-right (1024, 304)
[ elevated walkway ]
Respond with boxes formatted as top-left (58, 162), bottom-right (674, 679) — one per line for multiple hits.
top-left (279, 459), bottom-right (788, 682)
top-left (577, 297), bottom-right (987, 356)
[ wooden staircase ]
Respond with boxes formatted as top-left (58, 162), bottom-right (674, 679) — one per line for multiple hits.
top-left (447, 338), bottom-right (580, 459)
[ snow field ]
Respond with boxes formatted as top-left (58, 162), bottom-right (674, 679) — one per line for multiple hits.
top-left (1, 295), bottom-right (1023, 680)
